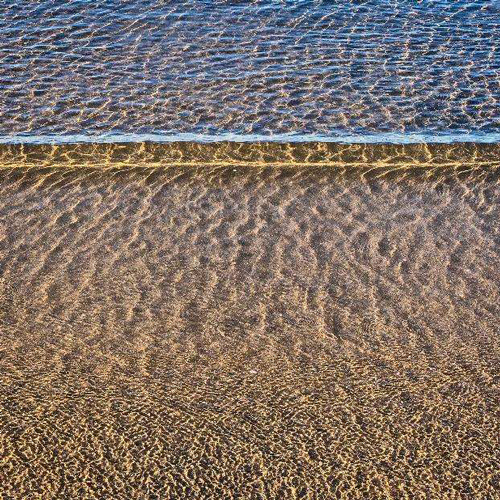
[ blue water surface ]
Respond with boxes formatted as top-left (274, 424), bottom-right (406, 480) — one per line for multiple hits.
top-left (1, 0), bottom-right (499, 143)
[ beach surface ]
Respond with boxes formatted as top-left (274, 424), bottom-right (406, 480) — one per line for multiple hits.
top-left (1, 147), bottom-right (499, 499)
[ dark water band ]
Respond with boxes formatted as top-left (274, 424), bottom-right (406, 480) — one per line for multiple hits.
top-left (0, 142), bottom-right (499, 169)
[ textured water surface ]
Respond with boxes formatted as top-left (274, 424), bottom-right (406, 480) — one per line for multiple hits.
top-left (1, 0), bottom-right (499, 140)
top-left (1, 0), bottom-right (500, 498)
top-left (2, 141), bottom-right (499, 168)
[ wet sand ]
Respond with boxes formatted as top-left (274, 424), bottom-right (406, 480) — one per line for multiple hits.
top-left (1, 151), bottom-right (499, 498)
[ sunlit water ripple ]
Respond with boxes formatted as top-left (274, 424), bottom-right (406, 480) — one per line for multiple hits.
top-left (2, 2), bottom-right (500, 499)
top-left (1, 0), bottom-right (499, 142)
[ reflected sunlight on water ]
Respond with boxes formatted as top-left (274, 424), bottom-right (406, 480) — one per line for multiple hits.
top-left (1, 0), bottom-right (499, 141)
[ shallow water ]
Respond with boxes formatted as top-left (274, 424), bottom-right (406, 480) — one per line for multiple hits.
top-left (1, 141), bottom-right (500, 168)
top-left (1, 0), bottom-right (500, 498)
top-left (1, 0), bottom-right (499, 141)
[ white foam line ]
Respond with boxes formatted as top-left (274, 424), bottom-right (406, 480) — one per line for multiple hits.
top-left (1, 131), bottom-right (500, 145)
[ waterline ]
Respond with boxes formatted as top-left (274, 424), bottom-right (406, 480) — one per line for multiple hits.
top-left (2, 131), bottom-right (500, 146)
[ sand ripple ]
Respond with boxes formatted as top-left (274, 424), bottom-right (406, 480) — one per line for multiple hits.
top-left (0, 160), bottom-right (499, 498)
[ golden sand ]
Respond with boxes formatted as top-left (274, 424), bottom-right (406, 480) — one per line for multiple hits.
top-left (0, 152), bottom-right (499, 498)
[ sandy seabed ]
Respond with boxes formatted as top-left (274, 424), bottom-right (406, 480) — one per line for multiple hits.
top-left (0, 161), bottom-right (499, 499)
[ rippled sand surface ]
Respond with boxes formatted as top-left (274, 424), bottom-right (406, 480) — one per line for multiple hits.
top-left (1, 145), bottom-right (499, 498)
